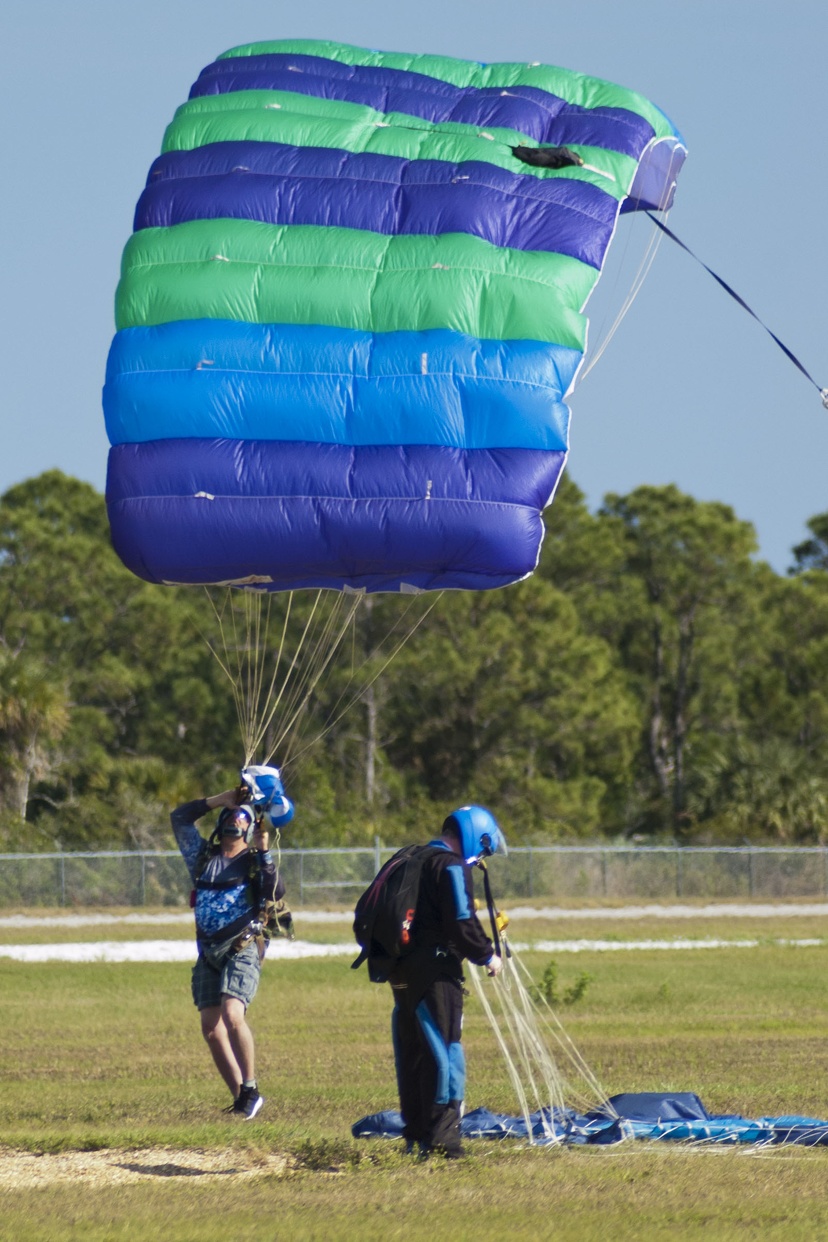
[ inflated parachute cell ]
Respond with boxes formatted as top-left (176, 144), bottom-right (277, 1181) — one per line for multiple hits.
top-left (104, 39), bottom-right (685, 593)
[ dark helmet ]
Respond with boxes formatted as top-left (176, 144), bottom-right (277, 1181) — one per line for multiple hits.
top-left (217, 804), bottom-right (255, 840)
top-left (443, 805), bottom-right (507, 864)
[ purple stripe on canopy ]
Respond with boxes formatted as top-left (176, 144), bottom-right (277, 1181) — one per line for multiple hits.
top-left (138, 145), bottom-right (618, 267)
top-left (106, 439), bottom-right (565, 592)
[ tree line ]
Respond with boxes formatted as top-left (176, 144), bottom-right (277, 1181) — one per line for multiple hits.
top-left (2, 469), bottom-right (828, 851)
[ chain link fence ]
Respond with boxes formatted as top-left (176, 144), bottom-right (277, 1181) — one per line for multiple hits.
top-left (2, 844), bottom-right (828, 908)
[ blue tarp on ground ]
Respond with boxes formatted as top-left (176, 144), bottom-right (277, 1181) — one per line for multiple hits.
top-left (352, 1093), bottom-right (828, 1146)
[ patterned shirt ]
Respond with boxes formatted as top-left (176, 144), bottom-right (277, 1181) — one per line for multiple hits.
top-left (171, 799), bottom-right (277, 946)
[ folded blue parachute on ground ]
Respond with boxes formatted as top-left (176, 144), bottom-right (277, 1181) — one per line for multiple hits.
top-left (353, 1093), bottom-right (828, 1146)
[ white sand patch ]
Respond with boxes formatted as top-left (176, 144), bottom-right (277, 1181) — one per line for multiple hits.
top-left (0, 910), bottom-right (351, 929)
top-left (508, 903), bottom-right (828, 920)
top-left (0, 1145), bottom-right (287, 1188)
top-left (0, 936), bottom-right (824, 963)
top-left (520, 937), bottom-right (824, 953)
top-left (0, 912), bottom-right (193, 929)
top-left (4, 903), bottom-right (828, 933)
top-left (0, 939), bottom-right (357, 963)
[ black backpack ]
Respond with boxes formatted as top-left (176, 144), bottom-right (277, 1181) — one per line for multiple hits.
top-left (351, 844), bottom-right (439, 983)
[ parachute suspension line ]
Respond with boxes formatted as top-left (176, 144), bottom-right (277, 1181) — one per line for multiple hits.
top-left (246, 587), bottom-right (324, 764)
top-left (468, 955), bottom-right (598, 1144)
top-left (486, 963), bottom-right (569, 1133)
top-left (200, 586), bottom-right (442, 778)
top-left (241, 589), bottom-right (276, 766)
top-left (247, 590), bottom-right (271, 760)
top-left (507, 946), bottom-right (614, 1114)
top-left (200, 588), bottom-right (367, 768)
top-left (644, 211), bottom-right (828, 406)
top-left (201, 588), bottom-right (273, 766)
top-left (579, 215), bottom-right (665, 382)
top-left (282, 592), bottom-right (444, 773)
top-left (258, 594), bottom-right (342, 762)
top-left (268, 593), bottom-right (363, 762)
top-left (265, 593), bottom-right (365, 767)
top-left (469, 944), bottom-right (616, 1141)
top-left (244, 588), bottom-right (283, 760)
top-left (239, 586), bottom-right (294, 760)
top-left (348, 600), bottom-right (358, 680)
top-left (200, 588), bottom-right (259, 765)
top-left (239, 589), bottom-right (359, 766)
top-left (468, 966), bottom-right (552, 1143)
top-left (201, 583), bottom-right (317, 760)
top-left (289, 593), bottom-right (440, 760)
top-left (579, 142), bottom-right (684, 384)
top-left (195, 600), bottom-right (238, 690)
top-left (241, 590), bottom-right (261, 764)
top-left (579, 201), bottom-right (659, 381)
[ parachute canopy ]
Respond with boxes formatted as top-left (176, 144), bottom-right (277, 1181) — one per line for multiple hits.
top-left (353, 1096), bottom-right (828, 1147)
top-left (104, 39), bottom-right (685, 594)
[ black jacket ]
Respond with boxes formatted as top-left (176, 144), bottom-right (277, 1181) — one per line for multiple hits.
top-left (390, 839), bottom-right (494, 1003)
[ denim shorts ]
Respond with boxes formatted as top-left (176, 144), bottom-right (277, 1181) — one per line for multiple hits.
top-left (191, 941), bottom-right (261, 1011)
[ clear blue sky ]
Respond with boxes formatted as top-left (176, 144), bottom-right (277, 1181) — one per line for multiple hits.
top-left (2, 0), bottom-right (825, 572)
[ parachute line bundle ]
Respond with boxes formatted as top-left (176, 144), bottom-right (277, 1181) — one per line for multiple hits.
top-left (468, 944), bottom-right (614, 1143)
top-left (200, 584), bottom-right (441, 770)
top-left (104, 39), bottom-right (686, 596)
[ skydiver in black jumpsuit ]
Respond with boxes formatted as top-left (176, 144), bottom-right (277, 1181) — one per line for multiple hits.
top-left (388, 807), bottom-right (505, 1158)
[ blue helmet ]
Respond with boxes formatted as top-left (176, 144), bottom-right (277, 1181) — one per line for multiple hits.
top-left (444, 806), bottom-right (507, 864)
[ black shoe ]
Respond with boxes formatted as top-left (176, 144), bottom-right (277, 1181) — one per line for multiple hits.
top-left (403, 1139), bottom-right (430, 1159)
top-left (231, 1085), bottom-right (264, 1120)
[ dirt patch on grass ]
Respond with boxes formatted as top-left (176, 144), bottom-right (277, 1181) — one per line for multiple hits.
top-left (0, 1145), bottom-right (288, 1188)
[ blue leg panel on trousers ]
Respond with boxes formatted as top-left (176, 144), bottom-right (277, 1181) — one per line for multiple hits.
top-left (416, 999), bottom-right (451, 1104)
top-left (448, 1041), bottom-right (466, 1103)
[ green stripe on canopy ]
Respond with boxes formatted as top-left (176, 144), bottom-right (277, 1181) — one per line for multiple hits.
top-left (162, 90), bottom-right (636, 198)
top-left (216, 38), bottom-right (676, 138)
top-left (116, 219), bottom-right (593, 347)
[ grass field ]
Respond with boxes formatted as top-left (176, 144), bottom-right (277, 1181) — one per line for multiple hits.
top-left (3, 905), bottom-right (828, 1240)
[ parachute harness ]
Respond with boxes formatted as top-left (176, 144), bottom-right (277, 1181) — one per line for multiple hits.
top-left (195, 809), bottom-right (294, 955)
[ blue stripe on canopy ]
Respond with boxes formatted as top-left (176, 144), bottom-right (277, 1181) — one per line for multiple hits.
top-left (104, 322), bottom-right (578, 451)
